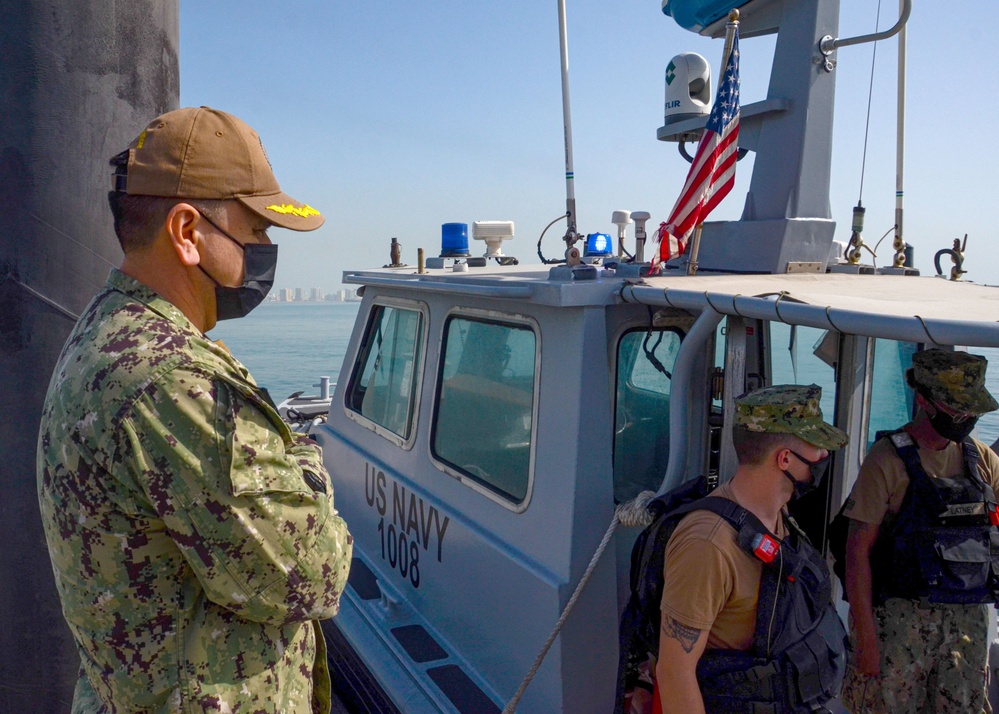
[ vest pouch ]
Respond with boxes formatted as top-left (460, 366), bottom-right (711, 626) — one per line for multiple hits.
top-left (781, 607), bottom-right (848, 707)
top-left (697, 650), bottom-right (790, 714)
top-left (787, 558), bottom-right (828, 635)
top-left (923, 528), bottom-right (991, 594)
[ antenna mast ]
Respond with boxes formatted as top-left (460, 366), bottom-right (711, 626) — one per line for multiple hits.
top-left (892, 0), bottom-right (907, 267)
top-left (557, 0), bottom-right (579, 250)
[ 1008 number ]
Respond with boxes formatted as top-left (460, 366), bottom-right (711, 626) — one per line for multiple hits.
top-left (377, 518), bottom-right (421, 588)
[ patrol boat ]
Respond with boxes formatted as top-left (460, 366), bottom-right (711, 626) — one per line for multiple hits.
top-left (294, 0), bottom-right (999, 711)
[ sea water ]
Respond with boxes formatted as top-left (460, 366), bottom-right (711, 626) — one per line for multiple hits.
top-left (209, 301), bottom-right (360, 403)
top-left (210, 302), bottom-right (999, 447)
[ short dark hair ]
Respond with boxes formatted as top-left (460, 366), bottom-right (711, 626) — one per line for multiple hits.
top-left (107, 192), bottom-right (229, 253)
top-left (732, 425), bottom-right (803, 466)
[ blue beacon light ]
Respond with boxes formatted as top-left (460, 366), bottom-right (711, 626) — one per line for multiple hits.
top-left (584, 232), bottom-right (613, 257)
top-left (440, 223), bottom-right (471, 258)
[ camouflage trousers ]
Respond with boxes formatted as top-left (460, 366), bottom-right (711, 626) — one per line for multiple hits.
top-left (72, 668), bottom-right (108, 714)
top-left (841, 598), bottom-right (990, 714)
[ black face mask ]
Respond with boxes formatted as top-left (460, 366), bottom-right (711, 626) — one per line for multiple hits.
top-left (197, 216), bottom-right (278, 321)
top-left (782, 450), bottom-right (830, 501)
top-left (928, 408), bottom-right (978, 443)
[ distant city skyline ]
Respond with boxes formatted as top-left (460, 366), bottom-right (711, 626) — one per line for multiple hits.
top-left (269, 287), bottom-right (361, 303)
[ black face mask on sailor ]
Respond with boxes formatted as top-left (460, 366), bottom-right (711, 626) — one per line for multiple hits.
top-left (927, 402), bottom-right (978, 443)
top-left (197, 215), bottom-right (277, 321)
top-left (782, 450), bottom-right (830, 501)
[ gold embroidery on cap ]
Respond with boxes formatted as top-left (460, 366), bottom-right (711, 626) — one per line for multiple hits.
top-left (136, 130), bottom-right (148, 149)
top-left (265, 204), bottom-right (321, 218)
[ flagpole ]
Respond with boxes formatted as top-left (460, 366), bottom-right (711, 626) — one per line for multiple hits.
top-left (721, 9), bottom-right (740, 65)
top-left (686, 8), bottom-right (740, 276)
top-left (686, 224), bottom-right (704, 275)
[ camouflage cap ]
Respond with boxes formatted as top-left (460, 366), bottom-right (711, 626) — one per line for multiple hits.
top-left (735, 384), bottom-right (848, 450)
top-left (906, 348), bottom-right (998, 415)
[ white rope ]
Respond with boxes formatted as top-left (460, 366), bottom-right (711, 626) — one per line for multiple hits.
top-left (616, 490), bottom-right (657, 528)
top-left (502, 490), bottom-right (656, 712)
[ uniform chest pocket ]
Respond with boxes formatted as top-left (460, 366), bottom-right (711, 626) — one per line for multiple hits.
top-left (924, 529), bottom-right (992, 591)
top-left (220, 378), bottom-right (313, 498)
top-left (229, 451), bottom-right (313, 497)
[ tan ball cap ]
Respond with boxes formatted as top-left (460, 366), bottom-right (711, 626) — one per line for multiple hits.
top-left (120, 106), bottom-right (324, 231)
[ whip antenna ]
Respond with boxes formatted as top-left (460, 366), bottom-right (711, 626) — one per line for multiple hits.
top-left (557, 0), bottom-right (580, 252)
top-left (845, 0), bottom-right (884, 266)
top-left (892, 0), bottom-right (907, 267)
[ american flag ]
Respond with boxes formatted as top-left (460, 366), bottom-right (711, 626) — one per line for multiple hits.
top-left (654, 31), bottom-right (740, 267)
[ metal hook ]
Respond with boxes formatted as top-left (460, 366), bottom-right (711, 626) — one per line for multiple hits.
top-left (933, 235), bottom-right (968, 281)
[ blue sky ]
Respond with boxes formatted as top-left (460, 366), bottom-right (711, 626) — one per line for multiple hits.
top-left (180, 1), bottom-right (997, 291)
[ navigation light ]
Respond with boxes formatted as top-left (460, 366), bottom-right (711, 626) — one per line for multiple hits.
top-left (440, 223), bottom-right (470, 257)
top-left (584, 233), bottom-right (612, 257)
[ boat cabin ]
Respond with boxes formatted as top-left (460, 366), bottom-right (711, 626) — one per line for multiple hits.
top-left (304, 0), bottom-right (998, 710)
top-left (311, 263), bottom-right (999, 712)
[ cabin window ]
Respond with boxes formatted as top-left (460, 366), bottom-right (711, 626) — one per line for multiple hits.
top-left (432, 316), bottom-right (538, 504)
top-left (613, 328), bottom-right (683, 503)
top-left (768, 324), bottom-right (837, 418)
top-left (768, 324), bottom-right (842, 546)
top-left (867, 339), bottom-right (917, 448)
top-left (346, 304), bottom-right (425, 440)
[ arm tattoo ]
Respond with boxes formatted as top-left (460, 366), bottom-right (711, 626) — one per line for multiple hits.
top-left (662, 616), bottom-right (702, 654)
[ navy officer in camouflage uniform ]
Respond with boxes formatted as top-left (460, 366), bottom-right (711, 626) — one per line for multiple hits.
top-left (37, 107), bottom-right (352, 714)
top-left (841, 349), bottom-right (999, 713)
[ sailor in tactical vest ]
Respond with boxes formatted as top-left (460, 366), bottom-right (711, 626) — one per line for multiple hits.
top-left (656, 385), bottom-right (849, 713)
top-left (841, 349), bottom-right (999, 714)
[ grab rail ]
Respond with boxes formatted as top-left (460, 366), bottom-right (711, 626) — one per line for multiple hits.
top-left (342, 273), bottom-right (535, 299)
top-left (820, 0), bottom-right (911, 54)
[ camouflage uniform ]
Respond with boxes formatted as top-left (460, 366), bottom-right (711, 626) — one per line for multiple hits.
top-left (842, 600), bottom-right (990, 714)
top-left (37, 269), bottom-right (352, 714)
top-left (841, 349), bottom-right (999, 714)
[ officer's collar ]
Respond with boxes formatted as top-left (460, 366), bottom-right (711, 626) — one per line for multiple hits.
top-left (106, 268), bottom-right (201, 336)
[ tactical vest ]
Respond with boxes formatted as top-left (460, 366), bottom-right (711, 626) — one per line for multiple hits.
top-left (879, 431), bottom-right (999, 604)
top-left (616, 477), bottom-right (848, 714)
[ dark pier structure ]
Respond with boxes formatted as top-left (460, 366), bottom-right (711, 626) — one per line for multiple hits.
top-left (0, 3), bottom-right (179, 709)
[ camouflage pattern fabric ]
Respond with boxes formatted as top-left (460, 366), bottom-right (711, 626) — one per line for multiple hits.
top-left (735, 383), bottom-right (849, 450)
top-left (841, 598), bottom-right (990, 714)
top-left (37, 269), bottom-right (352, 714)
top-left (73, 668), bottom-right (108, 714)
top-left (908, 349), bottom-right (998, 415)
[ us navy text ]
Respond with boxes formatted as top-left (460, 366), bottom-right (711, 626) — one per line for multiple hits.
top-left (364, 463), bottom-right (450, 588)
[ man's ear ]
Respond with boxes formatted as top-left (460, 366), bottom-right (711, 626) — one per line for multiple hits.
top-left (165, 203), bottom-right (203, 267)
top-left (774, 446), bottom-right (792, 470)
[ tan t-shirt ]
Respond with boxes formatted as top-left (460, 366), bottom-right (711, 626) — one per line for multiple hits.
top-left (660, 482), bottom-right (788, 651)
top-left (843, 431), bottom-right (999, 525)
